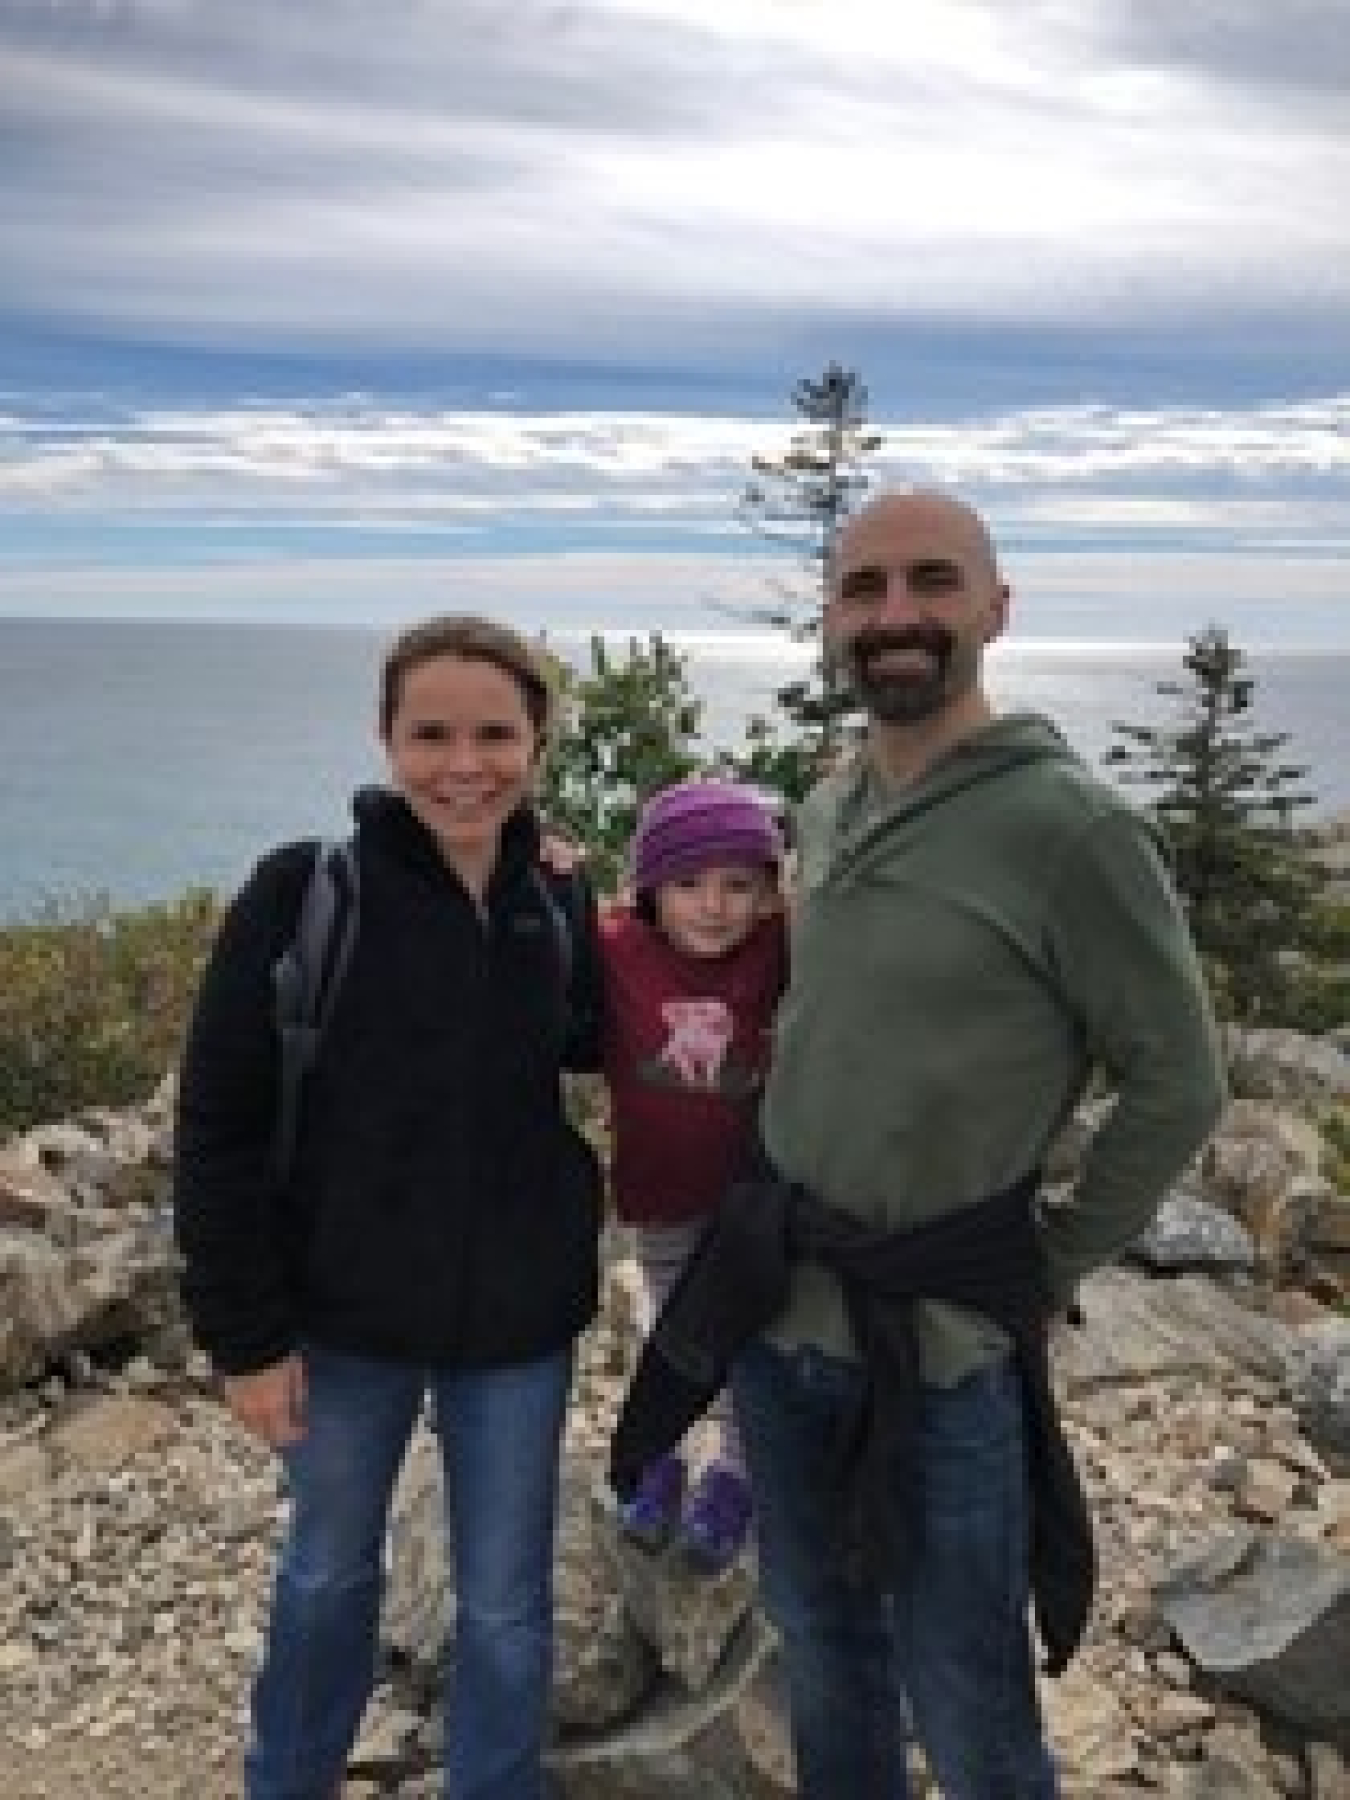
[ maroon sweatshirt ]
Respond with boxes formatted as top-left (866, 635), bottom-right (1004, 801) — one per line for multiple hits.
top-left (600, 908), bottom-right (787, 1226)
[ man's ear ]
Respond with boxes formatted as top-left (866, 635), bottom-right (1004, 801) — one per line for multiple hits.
top-left (982, 581), bottom-right (1011, 645)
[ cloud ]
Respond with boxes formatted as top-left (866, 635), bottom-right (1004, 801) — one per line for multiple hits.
top-left (1, 0), bottom-right (1347, 354)
top-left (1081, 0), bottom-right (1350, 103)
top-left (3, 390), bottom-right (1346, 525)
top-left (0, 387), bottom-right (1346, 642)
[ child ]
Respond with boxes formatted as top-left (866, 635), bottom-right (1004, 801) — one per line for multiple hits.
top-left (600, 777), bottom-right (787, 1570)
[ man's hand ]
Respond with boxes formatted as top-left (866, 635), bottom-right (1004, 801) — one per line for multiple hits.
top-left (221, 1353), bottom-right (308, 1448)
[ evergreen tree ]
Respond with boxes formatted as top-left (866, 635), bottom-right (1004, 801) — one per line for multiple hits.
top-left (539, 633), bottom-right (705, 893)
top-left (1104, 624), bottom-right (1324, 1019)
top-left (736, 362), bottom-right (883, 791)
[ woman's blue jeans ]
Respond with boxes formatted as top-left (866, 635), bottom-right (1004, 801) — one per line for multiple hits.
top-left (733, 1338), bottom-right (1059, 1800)
top-left (244, 1341), bottom-right (572, 1800)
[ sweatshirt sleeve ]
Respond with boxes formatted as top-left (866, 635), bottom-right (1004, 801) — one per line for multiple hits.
top-left (1036, 807), bottom-right (1228, 1307)
top-left (172, 844), bottom-right (311, 1374)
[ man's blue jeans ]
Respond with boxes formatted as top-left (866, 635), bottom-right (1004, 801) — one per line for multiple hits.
top-left (244, 1342), bottom-right (571, 1800)
top-left (733, 1338), bottom-right (1059, 1800)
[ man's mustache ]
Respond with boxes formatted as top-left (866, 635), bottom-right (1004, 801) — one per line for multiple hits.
top-left (849, 626), bottom-right (953, 663)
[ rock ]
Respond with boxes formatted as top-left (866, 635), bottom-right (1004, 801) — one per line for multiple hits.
top-left (1156, 1528), bottom-right (1350, 1741)
top-left (46, 1394), bottom-right (176, 1474)
top-left (1288, 1317), bottom-right (1350, 1476)
top-left (1308, 1740), bottom-right (1350, 1798)
top-left (1042, 1671), bottom-right (1143, 1785)
top-left (728, 1650), bottom-right (795, 1796)
top-left (591, 1480), bottom-right (754, 1693)
top-left (1226, 1029), bottom-right (1350, 1104)
top-left (1054, 1267), bottom-right (1297, 1394)
top-left (1127, 1193), bottom-right (1259, 1275)
top-left (1163, 1754), bottom-right (1283, 1798)
top-left (3, 1064), bottom-right (1350, 1795)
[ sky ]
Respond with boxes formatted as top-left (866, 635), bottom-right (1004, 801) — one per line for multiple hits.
top-left (1, 0), bottom-right (1347, 648)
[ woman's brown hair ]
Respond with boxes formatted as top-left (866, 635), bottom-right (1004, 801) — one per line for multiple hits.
top-left (379, 615), bottom-right (554, 743)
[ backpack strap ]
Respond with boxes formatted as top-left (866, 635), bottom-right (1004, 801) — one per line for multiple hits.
top-left (532, 864), bottom-right (603, 1068)
top-left (529, 864), bottom-right (576, 995)
top-left (270, 837), bottom-right (359, 1188)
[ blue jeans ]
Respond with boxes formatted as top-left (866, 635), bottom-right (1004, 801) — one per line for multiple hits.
top-left (245, 1342), bottom-right (572, 1800)
top-left (733, 1339), bottom-right (1059, 1800)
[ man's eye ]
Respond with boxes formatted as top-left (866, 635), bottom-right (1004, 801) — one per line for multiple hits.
top-left (838, 566), bottom-right (887, 601)
top-left (909, 560), bottom-right (961, 593)
top-left (410, 723), bottom-right (449, 743)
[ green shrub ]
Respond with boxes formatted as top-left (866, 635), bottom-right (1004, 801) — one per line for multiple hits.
top-left (1319, 1104), bottom-right (1350, 1199)
top-left (0, 890), bottom-right (221, 1137)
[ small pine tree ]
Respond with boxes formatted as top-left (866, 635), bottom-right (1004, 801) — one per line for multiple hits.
top-left (1104, 625), bottom-right (1324, 1020)
top-left (737, 362), bottom-right (883, 790)
top-left (539, 633), bottom-right (705, 893)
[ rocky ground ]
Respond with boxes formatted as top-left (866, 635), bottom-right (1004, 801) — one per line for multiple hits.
top-left (2, 1287), bottom-right (1350, 1799)
top-left (3, 1026), bottom-right (1350, 1796)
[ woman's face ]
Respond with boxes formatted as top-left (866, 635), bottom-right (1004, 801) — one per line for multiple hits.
top-left (383, 652), bottom-right (539, 868)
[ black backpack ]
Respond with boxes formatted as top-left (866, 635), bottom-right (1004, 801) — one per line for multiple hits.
top-left (269, 838), bottom-right (578, 1187)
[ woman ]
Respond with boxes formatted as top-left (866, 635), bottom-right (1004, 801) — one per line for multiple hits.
top-left (173, 615), bottom-right (603, 1800)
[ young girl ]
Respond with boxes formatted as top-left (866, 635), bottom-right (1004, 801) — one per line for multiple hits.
top-left (601, 777), bottom-right (787, 1570)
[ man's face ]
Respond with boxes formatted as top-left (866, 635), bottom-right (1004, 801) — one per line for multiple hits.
top-left (825, 497), bottom-right (1008, 725)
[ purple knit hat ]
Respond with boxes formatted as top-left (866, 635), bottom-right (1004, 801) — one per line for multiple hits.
top-left (631, 779), bottom-right (783, 895)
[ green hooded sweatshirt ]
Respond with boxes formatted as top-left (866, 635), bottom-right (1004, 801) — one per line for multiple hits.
top-left (761, 713), bottom-right (1227, 1385)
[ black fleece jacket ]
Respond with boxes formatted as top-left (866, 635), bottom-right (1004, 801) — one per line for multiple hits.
top-left (173, 789), bottom-right (604, 1375)
top-left (610, 1168), bottom-right (1095, 1676)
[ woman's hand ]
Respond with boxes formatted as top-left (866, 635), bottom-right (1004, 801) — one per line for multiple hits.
top-left (221, 1353), bottom-right (308, 1448)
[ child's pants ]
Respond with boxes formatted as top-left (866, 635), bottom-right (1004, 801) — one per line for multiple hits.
top-left (631, 1218), bottom-right (746, 1476)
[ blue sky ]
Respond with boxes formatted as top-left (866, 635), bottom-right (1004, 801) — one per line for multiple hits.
top-left (1, 0), bottom-right (1347, 646)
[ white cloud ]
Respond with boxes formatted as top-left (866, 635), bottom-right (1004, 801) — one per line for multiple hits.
top-left (1, 0), bottom-right (1346, 346)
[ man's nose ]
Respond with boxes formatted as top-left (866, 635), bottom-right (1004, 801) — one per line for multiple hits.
top-left (873, 572), bottom-right (929, 621)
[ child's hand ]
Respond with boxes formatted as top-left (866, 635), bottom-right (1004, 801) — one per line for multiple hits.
top-left (540, 829), bottom-right (585, 875)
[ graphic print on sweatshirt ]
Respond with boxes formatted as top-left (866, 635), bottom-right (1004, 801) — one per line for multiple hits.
top-left (639, 997), bottom-right (763, 1096)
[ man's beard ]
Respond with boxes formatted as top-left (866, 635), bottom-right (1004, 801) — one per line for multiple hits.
top-left (838, 626), bottom-right (958, 724)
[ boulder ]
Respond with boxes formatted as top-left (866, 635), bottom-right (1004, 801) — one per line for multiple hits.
top-left (1156, 1527), bottom-right (1350, 1743)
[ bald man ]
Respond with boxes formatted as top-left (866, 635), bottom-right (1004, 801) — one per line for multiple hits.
top-left (731, 490), bottom-right (1226, 1797)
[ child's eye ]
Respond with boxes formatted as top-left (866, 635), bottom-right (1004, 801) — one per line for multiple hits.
top-left (478, 722), bottom-right (525, 745)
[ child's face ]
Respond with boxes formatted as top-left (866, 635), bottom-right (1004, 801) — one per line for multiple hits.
top-left (653, 863), bottom-right (774, 959)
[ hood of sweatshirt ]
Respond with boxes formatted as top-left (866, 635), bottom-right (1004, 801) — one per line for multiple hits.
top-left (821, 711), bottom-right (1085, 876)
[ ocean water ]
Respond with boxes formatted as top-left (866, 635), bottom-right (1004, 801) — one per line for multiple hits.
top-left (2, 617), bottom-right (1347, 922)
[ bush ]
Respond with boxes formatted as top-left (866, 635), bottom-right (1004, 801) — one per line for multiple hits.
top-left (0, 890), bottom-right (221, 1137)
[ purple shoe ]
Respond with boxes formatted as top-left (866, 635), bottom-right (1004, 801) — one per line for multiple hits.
top-left (679, 1464), bottom-right (754, 1571)
top-left (618, 1452), bottom-right (686, 1549)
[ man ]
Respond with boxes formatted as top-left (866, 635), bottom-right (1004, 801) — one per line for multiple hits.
top-left (732, 490), bottom-right (1227, 1797)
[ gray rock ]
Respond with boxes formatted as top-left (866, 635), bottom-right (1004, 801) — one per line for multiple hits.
top-left (1054, 1267), bottom-right (1297, 1395)
top-left (1157, 1528), bottom-right (1350, 1741)
top-left (1127, 1194), bottom-right (1259, 1276)
top-left (1226, 1028), bottom-right (1350, 1103)
top-left (590, 1479), bottom-right (755, 1693)
top-left (1288, 1317), bottom-right (1350, 1476)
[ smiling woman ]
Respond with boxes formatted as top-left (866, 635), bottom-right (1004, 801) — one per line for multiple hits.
top-left (378, 614), bottom-right (551, 899)
top-left (171, 610), bottom-right (605, 1800)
